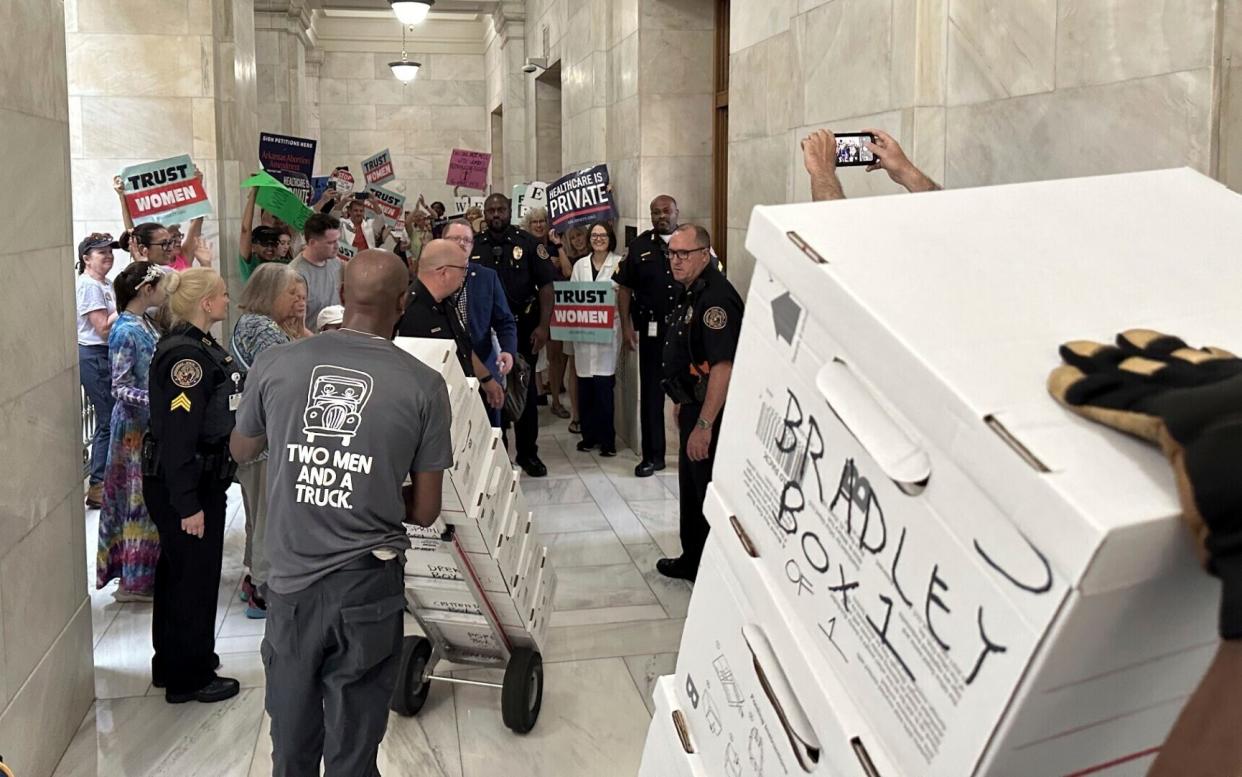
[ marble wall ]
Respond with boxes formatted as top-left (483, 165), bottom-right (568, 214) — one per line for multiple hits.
top-left (724, 0), bottom-right (1239, 299)
top-left (255, 5), bottom-right (316, 138)
top-left (66, 0), bottom-right (260, 304)
top-left (1, 5), bottom-right (97, 777)
top-left (315, 49), bottom-right (488, 208)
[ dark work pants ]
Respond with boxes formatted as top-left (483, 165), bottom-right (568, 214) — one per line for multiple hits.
top-left (79, 344), bottom-right (114, 485)
top-left (578, 374), bottom-right (616, 451)
top-left (145, 473), bottom-right (227, 694)
top-left (637, 334), bottom-right (667, 463)
top-left (510, 318), bottom-right (541, 460)
top-left (677, 403), bottom-right (719, 571)
top-left (262, 558), bottom-right (405, 777)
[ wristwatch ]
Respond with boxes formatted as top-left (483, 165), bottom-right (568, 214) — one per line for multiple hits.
top-left (695, 417), bottom-right (712, 431)
top-left (480, 373), bottom-right (494, 384)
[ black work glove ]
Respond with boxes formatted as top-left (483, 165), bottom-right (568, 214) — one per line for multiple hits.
top-left (1048, 329), bottom-right (1242, 639)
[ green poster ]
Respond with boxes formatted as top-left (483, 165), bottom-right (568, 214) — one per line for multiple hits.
top-left (243, 170), bottom-right (313, 231)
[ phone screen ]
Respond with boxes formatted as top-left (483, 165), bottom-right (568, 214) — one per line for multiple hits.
top-left (835, 133), bottom-right (876, 167)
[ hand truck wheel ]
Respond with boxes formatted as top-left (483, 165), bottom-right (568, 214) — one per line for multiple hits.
top-left (501, 648), bottom-right (543, 734)
top-left (390, 636), bottom-right (433, 717)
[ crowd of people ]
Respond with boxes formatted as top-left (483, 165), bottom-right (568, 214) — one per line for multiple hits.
top-left (69, 128), bottom-right (993, 774)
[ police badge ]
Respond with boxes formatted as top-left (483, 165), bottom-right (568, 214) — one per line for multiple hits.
top-left (513, 246), bottom-right (524, 261)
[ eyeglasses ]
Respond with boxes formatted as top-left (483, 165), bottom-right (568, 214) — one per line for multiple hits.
top-left (151, 239), bottom-right (176, 250)
top-left (669, 246), bottom-right (709, 262)
top-left (440, 264), bottom-right (469, 273)
top-left (445, 236), bottom-right (473, 247)
top-left (590, 234), bottom-right (609, 240)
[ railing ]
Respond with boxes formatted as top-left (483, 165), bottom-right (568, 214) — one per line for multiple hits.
top-left (82, 385), bottom-right (95, 477)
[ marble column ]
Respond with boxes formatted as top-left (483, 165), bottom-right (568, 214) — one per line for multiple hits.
top-left (255, 0), bottom-right (317, 138)
top-left (0, 3), bottom-right (96, 776)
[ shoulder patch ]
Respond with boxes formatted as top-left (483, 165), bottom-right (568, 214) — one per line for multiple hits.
top-left (170, 392), bottom-right (192, 412)
top-left (536, 243), bottom-right (550, 261)
top-left (171, 359), bottom-right (203, 388)
top-left (703, 306), bottom-right (728, 330)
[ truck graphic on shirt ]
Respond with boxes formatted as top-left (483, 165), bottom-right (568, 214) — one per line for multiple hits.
top-left (303, 365), bottom-right (373, 447)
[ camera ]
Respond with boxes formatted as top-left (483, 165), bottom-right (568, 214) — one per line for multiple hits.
top-left (522, 57), bottom-right (548, 74)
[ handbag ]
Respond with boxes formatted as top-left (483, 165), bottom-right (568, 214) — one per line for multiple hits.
top-left (503, 353), bottom-right (531, 423)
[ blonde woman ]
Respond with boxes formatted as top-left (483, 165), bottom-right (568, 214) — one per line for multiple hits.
top-left (144, 268), bottom-right (240, 704)
top-left (280, 275), bottom-right (315, 339)
top-left (230, 263), bottom-right (301, 618)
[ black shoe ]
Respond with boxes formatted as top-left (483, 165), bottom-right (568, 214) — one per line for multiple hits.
top-left (651, 459), bottom-right (666, 472)
top-left (576, 440), bottom-right (596, 452)
top-left (166, 676), bottom-right (240, 704)
top-left (517, 455), bottom-right (547, 477)
top-left (635, 461), bottom-right (655, 477)
top-left (656, 557), bottom-right (697, 582)
top-left (600, 448), bottom-right (616, 457)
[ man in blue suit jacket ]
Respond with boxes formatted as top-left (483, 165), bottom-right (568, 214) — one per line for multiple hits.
top-left (445, 220), bottom-right (518, 427)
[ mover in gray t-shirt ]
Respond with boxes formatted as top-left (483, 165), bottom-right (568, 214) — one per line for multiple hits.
top-left (291, 212), bottom-right (346, 330)
top-left (235, 329), bottom-right (452, 594)
top-left (230, 249), bottom-right (452, 776)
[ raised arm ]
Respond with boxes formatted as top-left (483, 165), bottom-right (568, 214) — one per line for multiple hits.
top-left (113, 175), bottom-right (136, 231)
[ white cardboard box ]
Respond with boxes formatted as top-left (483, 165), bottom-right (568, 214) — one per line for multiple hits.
top-left (393, 337), bottom-right (473, 423)
top-left (639, 676), bottom-right (711, 777)
top-left (403, 536), bottom-right (510, 595)
top-left (446, 428), bottom-right (503, 519)
top-left (712, 169), bottom-right (1230, 776)
top-left (501, 511), bottom-right (535, 587)
top-left (405, 575), bottom-right (525, 628)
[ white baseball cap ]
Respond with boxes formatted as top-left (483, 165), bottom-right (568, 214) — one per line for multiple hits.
top-left (316, 305), bottom-right (344, 331)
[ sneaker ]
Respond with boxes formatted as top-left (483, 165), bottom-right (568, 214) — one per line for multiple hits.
top-left (244, 595), bottom-right (267, 620)
top-left (85, 483), bottom-right (103, 509)
top-left (113, 589), bottom-right (154, 603)
top-left (239, 574), bottom-right (255, 603)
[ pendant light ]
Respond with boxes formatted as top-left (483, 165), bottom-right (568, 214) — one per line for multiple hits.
top-left (388, 22), bottom-right (422, 83)
top-left (389, 0), bottom-right (434, 26)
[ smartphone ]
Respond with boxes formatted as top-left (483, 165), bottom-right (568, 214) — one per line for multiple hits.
top-left (835, 133), bottom-right (876, 167)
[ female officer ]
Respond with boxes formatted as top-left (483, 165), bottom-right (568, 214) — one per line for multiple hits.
top-left (143, 267), bottom-right (242, 704)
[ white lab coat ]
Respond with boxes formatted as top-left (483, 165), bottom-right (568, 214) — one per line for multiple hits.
top-left (339, 218), bottom-right (385, 250)
top-left (570, 252), bottom-right (622, 378)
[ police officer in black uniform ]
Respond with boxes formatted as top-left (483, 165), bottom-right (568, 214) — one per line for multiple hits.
top-left (615, 194), bottom-right (681, 477)
top-left (471, 193), bottom-right (556, 477)
top-left (142, 269), bottom-right (242, 703)
top-left (657, 224), bottom-right (744, 582)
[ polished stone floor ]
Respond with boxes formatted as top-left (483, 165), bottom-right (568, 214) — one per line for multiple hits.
top-left (55, 412), bottom-right (686, 776)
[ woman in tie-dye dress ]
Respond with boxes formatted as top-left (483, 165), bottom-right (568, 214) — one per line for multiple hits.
top-left (97, 262), bottom-right (167, 601)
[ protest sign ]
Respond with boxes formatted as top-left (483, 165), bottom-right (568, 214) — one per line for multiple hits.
top-left (547, 164), bottom-right (614, 231)
top-left (511, 181), bottom-right (548, 225)
top-left (337, 240), bottom-right (357, 263)
top-left (366, 183), bottom-right (406, 225)
top-left (242, 170), bottom-right (313, 231)
top-left (274, 169), bottom-right (312, 204)
top-left (259, 132), bottom-right (317, 178)
top-left (551, 281), bottom-right (616, 344)
top-left (452, 194), bottom-right (486, 218)
top-left (311, 176), bottom-right (331, 203)
top-left (446, 149), bottom-right (491, 189)
top-left (120, 154), bottom-right (212, 226)
top-left (362, 149), bottom-right (395, 186)
top-left (329, 166), bottom-right (355, 194)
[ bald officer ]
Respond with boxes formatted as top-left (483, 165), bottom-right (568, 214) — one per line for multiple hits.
top-left (231, 249), bottom-right (453, 777)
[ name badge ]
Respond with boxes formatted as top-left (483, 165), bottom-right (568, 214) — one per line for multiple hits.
top-left (229, 393), bottom-right (242, 411)
top-left (647, 322), bottom-right (658, 338)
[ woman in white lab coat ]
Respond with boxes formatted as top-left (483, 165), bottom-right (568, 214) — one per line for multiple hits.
top-left (571, 221), bottom-right (623, 456)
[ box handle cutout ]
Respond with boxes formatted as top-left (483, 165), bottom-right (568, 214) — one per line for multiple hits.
top-left (743, 624), bottom-right (822, 772)
top-left (671, 709), bottom-right (695, 754)
top-left (786, 230), bottom-right (827, 264)
top-left (983, 415), bottom-right (1050, 473)
top-left (816, 359), bottom-right (931, 494)
top-left (850, 737), bottom-right (882, 776)
top-left (730, 515), bottom-right (759, 558)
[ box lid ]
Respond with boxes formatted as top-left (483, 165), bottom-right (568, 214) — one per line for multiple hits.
top-left (745, 168), bottom-right (1241, 587)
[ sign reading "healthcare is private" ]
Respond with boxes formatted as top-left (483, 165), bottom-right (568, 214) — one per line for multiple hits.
top-left (120, 154), bottom-right (212, 225)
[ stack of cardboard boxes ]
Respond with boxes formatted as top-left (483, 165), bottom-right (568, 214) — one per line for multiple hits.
top-left (640, 170), bottom-right (1236, 776)
top-left (394, 338), bottom-right (556, 661)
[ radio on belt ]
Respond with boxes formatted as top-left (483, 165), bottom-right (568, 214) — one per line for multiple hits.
top-left (635, 169), bottom-right (1239, 777)
top-left (389, 336), bottom-right (559, 735)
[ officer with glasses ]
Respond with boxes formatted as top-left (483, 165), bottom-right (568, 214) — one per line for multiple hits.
top-left (657, 224), bottom-right (744, 582)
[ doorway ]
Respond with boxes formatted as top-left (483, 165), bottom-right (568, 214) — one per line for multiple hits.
top-left (712, 0), bottom-right (730, 271)
top-left (535, 62), bottom-right (563, 183)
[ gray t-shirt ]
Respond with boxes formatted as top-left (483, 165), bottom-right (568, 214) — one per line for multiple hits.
top-left (291, 254), bottom-right (344, 331)
top-left (236, 330), bottom-right (454, 594)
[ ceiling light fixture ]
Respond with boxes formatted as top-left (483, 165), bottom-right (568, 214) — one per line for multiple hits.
top-left (388, 22), bottom-right (422, 83)
top-left (389, 0), bottom-right (434, 26)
